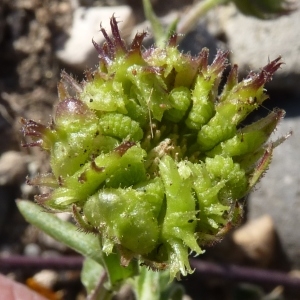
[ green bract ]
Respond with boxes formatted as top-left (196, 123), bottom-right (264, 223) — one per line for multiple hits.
top-left (22, 17), bottom-right (286, 278)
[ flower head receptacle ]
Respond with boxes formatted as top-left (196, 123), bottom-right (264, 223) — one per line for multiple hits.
top-left (22, 16), bottom-right (287, 279)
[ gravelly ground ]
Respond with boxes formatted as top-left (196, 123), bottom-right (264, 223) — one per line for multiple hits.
top-left (1, 1), bottom-right (300, 299)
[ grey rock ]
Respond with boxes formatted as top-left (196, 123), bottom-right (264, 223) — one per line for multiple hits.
top-left (55, 5), bottom-right (135, 70)
top-left (248, 114), bottom-right (300, 268)
top-left (216, 4), bottom-right (300, 92)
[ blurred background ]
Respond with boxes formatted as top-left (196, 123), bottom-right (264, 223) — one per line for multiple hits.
top-left (0, 0), bottom-right (299, 299)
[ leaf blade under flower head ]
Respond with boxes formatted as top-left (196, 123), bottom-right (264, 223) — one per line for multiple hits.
top-left (232, 0), bottom-right (295, 19)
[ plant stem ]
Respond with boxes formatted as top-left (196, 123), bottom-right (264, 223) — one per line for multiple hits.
top-left (190, 259), bottom-right (300, 290)
top-left (176, 0), bottom-right (229, 41)
top-left (142, 0), bottom-right (165, 47)
top-left (87, 270), bottom-right (111, 300)
top-left (0, 255), bottom-right (83, 271)
top-left (2, 256), bottom-right (300, 291)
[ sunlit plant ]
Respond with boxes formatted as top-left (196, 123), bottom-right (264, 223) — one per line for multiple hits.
top-left (21, 16), bottom-right (286, 277)
top-left (18, 0), bottom-right (293, 298)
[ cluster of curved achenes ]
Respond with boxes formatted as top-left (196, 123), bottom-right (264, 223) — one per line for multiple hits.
top-left (22, 17), bottom-right (285, 278)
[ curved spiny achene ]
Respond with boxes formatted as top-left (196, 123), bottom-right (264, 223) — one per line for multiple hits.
top-left (21, 15), bottom-right (288, 278)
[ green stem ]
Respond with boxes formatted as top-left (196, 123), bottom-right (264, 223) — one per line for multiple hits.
top-left (86, 270), bottom-right (110, 300)
top-left (132, 266), bottom-right (184, 300)
top-left (142, 0), bottom-right (164, 46)
top-left (176, 0), bottom-right (230, 41)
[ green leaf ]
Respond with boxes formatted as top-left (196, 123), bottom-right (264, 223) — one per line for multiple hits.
top-left (16, 200), bottom-right (139, 288)
top-left (101, 251), bottom-right (139, 288)
top-left (81, 258), bottom-right (105, 298)
top-left (17, 200), bottom-right (104, 264)
top-left (232, 0), bottom-right (294, 19)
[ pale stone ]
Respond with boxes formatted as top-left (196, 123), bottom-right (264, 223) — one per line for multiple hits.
top-left (0, 151), bottom-right (29, 185)
top-left (55, 6), bottom-right (135, 70)
top-left (32, 270), bottom-right (58, 289)
top-left (232, 215), bottom-right (276, 267)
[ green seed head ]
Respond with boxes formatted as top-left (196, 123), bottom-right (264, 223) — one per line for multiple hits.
top-left (22, 16), bottom-right (287, 278)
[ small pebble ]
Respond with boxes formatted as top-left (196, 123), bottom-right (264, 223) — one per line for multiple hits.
top-left (32, 269), bottom-right (58, 289)
top-left (0, 151), bottom-right (29, 185)
top-left (24, 243), bottom-right (41, 257)
top-left (232, 215), bottom-right (276, 267)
